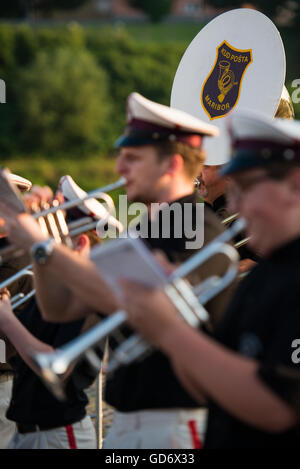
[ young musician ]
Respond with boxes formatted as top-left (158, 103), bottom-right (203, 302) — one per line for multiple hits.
top-left (119, 111), bottom-right (300, 448)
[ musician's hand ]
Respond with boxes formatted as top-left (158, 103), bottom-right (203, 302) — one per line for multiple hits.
top-left (0, 203), bottom-right (47, 250)
top-left (0, 289), bottom-right (14, 326)
top-left (23, 185), bottom-right (54, 211)
top-left (118, 279), bottom-right (182, 348)
top-left (239, 258), bottom-right (257, 274)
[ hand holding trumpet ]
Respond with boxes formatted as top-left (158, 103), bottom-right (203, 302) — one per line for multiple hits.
top-left (0, 203), bottom-right (47, 251)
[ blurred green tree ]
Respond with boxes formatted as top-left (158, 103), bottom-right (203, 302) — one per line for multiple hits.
top-left (128, 0), bottom-right (174, 22)
top-left (14, 48), bottom-right (111, 154)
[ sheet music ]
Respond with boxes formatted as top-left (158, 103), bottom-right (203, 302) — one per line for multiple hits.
top-left (90, 236), bottom-right (168, 296)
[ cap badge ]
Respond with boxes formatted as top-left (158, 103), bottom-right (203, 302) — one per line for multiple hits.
top-left (201, 41), bottom-right (253, 120)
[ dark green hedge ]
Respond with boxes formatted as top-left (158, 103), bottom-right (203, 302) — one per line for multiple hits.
top-left (0, 24), bottom-right (186, 157)
top-left (0, 23), bottom-right (298, 159)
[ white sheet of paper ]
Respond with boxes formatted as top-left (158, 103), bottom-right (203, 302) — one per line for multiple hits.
top-left (90, 236), bottom-right (168, 296)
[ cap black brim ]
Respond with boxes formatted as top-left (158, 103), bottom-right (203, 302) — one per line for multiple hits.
top-left (114, 134), bottom-right (161, 148)
top-left (220, 153), bottom-right (268, 176)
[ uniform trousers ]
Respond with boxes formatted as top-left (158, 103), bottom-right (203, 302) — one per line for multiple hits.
top-left (8, 415), bottom-right (96, 449)
top-left (0, 376), bottom-right (16, 449)
top-left (103, 408), bottom-right (207, 449)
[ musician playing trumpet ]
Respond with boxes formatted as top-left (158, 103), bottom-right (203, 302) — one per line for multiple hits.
top-left (196, 87), bottom-right (295, 275)
top-left (119, 111), bottom-right (300, 448)
top-left (0, 93), bottom-right (238, 449)
top-left (0, 185), bottom-right (110, 449)
top-left (0, 174), bottom-right (33, 449)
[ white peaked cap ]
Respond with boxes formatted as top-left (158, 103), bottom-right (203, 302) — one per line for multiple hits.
top-left (127, 92), bottom-right (220, 136)
top-left (220, 110), bottom-right (300, 176)
top-left (115, 92), bottom-right (219, 148)
top-left (230, 110), bottom-right (300, 143)
top-left (58, 175), bottom-right (123, 232)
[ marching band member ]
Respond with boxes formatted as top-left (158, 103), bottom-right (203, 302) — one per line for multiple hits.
top-left (0, 174), bottom-right (32, 449)
top-left (197, 86), bottom-right (295, 218)
top-left (0, 184), bottom-right (109, 449)
top-left (102, 93), bottom-right (237, 449)
top-left (0, 93), bottom-right (238, 448)
top-left (197, 160), bottom-right (258, 273)
top-left (197, 87), bottom-right (295, 274)
top-left (119, 111), bottom-right (300, 448)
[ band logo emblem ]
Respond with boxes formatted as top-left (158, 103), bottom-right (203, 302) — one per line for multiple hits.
top-left (201, 41), bottom-right (252, 120)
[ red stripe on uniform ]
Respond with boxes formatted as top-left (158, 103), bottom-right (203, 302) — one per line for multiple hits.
top-left (65, 425), bottom-right (77, 449)
top-left (188, 420), bottom-right (202, 449)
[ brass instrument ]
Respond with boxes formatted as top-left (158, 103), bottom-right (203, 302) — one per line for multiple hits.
top-left (0, 265), bottom-right (35, 310)
top-left (0, 178), bottom-right (126, 263)
top-left (222, 213), bottom-right (250, 249)
top-left (32, 218), bottom-right (245, 400)
top-left (0, 178), bottom-right (126, 310)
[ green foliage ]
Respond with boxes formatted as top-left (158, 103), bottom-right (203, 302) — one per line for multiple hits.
top-left (0, 154), bottom-right (117, 192)
top-left (12, 47), bottom-right (111, 155)
top-left (128, 0), bottom-right (174, 22)
top-left (124, 22), bottom-right (203, 43)
top-left (0, 24), bottom-right (188, 158)
top-left (86, 27), bottom-right (185, 135)
top-left (0, 22), bottom-right (299, 161)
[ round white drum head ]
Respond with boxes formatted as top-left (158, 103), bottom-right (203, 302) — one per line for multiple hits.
top-left (171, 9), bottom-right (286, 165)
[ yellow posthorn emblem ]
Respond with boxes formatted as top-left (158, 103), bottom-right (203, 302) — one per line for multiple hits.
top-left (201, 41), bottom-right (253, 120)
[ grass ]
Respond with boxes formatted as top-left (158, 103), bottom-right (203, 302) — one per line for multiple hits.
top-left (1, 154), bottom-right (118, 192)
top-left (122, 22), bottom-right (205, 43)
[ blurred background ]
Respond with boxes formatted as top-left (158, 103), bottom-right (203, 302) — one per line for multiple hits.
top-left (0, 0), bottom-right (299, 191)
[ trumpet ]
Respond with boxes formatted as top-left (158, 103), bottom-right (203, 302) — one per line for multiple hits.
top-left (0, 264), bottom-right (35, 310)
top-left (222, 213), bottom-right (250, 249)
top-left (32, 218), bottom-right (245, 400)
top-left (0, 178), bottom-right (126, 311)
top-left (0, 178), bottom-right (126, 264)
top-left (193, 179), bottom-right (250, 250)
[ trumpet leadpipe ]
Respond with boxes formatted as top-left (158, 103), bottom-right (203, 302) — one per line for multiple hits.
top-left (221, 213), bottom-right (239, 226)
top-left (11, 289), bottom-right (35, 310)
top-left (0, 264), bottom-right (33, 290)
top-left (34, 310), bottom-right (127, 376)
top-left (170, 217), bottom-right (245, 281)
top-left (32, 178), bottom-right (127, 220)
top-left (0, 265), bottom-right (34, 310)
